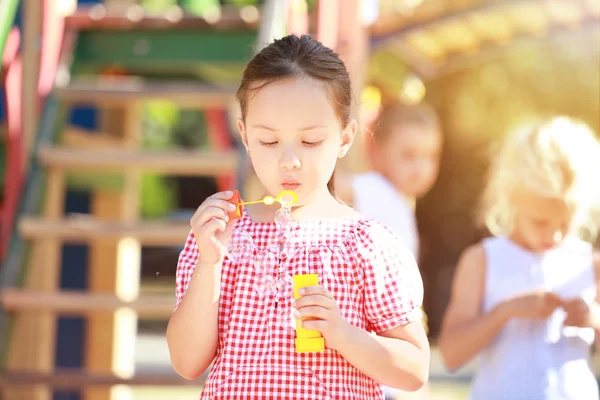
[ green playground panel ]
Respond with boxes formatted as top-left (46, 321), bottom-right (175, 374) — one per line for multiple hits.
top-left (71, 63), bottom-right (248, 87)
top-left (64, 29), bottom-right (257, 217)
top-left (72, 30), bottom-right (258, 74)
top-left (65, 173), bottom-right (177, 218)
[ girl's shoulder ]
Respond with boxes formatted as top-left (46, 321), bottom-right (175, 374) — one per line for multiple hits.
top-left (345, 218), bottom-right (418, 268)
top-left (348, 217), bottom-right (407, 247)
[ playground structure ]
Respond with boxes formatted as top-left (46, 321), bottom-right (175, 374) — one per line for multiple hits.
top-left (0, 0), bottom-right (597, 399)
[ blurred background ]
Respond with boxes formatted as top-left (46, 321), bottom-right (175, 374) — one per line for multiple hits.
top-left (0, 0), bottom-right (598, 399)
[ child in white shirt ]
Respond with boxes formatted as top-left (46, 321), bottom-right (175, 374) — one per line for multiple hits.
top-left (340, 102), bottom-right (443, 399)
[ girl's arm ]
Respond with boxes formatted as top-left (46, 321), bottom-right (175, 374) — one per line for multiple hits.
top-left (295, 222), bottom-right (429, 391)
top-left (562, 251), bottom-right (600, 350)
top-left (440, 243), bottom-right (563, 371)
top-left (336, 319), bottom-right (430, 391)
top-left (437, 244), bottom-right (514, 371)
top-left (295, 285), bottom-right (429, 391)
top-left (166, 261), bottom-right (221, 380)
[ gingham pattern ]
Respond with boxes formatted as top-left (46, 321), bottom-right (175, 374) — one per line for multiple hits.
top-left (175, 208), bottom-right (424, 400)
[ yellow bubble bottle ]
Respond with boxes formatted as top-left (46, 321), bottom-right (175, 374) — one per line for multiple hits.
top-left (293, 274), bottom-right (325, 353)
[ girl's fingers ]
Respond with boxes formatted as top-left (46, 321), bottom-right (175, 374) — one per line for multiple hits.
top-left (212, 190), bottom-right (234, 200)
top-left (296, 306), bottom-right (329, 320)
top-left (301, 320), bottom-right (327, 331)
top-left (192, 206), bottom-right (229, 227)
top-left (203, 216), bottom-right (227, 234)
top-left (296, 285), bottom-right (334, 299)
top-left (203, 198), bottom-right (238, 213)
top-left (293, 294), bottom-right (335, 310)
top-left (191, 192), bottom-right (237, 220)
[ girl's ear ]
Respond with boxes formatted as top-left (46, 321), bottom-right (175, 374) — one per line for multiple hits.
top-left (238, 118), bottom-right (249, 150)
top-left (339, 119), bottom-right (358, 158)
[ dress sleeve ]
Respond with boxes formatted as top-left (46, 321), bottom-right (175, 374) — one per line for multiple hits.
top-left (174, 230), bottom-right (199, 311)
top-left (352, 220), bottom-right (424, 333)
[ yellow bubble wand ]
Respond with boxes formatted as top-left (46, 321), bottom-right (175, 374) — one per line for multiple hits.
top-left (238, 190), bottom-right (298, 207)
top-left (228, 190), bottom-right (298, 219)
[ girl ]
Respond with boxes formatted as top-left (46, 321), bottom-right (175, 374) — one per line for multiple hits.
top-left (438, 117), bottom-right (600, 400)
top-left (166, 34), bottom-right (430, 399)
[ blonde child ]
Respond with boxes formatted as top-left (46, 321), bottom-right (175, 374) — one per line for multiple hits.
top-left (166, 34), bottom-right (430, 399)
top-left (346, 103), bottom-right (442, 399)
top-left (439, 117), bottom-right (600, 400)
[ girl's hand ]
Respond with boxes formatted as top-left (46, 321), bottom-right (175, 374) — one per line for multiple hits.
top-left (505, 289), bottom-right (561, 320)
top-left (292, 286), bottom-right (351, 351)
top-left (190, 191), bottom-right (237, 265)
top-left (563, 298), bottom-right (600, 329)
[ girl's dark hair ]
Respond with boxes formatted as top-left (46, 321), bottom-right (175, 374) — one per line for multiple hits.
top-left (237, 34), bottom-right (353, 195)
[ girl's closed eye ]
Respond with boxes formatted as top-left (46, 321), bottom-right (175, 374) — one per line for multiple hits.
top-left (260, 140), bottom-right (278, 147)
top-left (303, 140), bottom-right (324, 147)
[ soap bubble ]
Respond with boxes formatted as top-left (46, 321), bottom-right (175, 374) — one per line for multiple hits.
top-left (275, 206), bottom-right (293, 231)
top-left (233, 201), bottom-right (302, 301)
top-left (272, 232), bottom-right (300, 261)
top-left (226, 231), bottom-right (254, 263)
top-left (277, 303), bottom-right (297, 331)
top-left (255, 274), bottom-right (276, 296)
top-left (254, 252), bottom-right (276, 275)
top-left (274, 274), bottom-right (293, 299)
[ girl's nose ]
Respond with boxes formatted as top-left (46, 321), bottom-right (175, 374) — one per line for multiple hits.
top-left (280, 148), bottom-right (301, 170)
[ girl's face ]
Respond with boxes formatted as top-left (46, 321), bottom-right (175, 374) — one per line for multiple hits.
top-left (511, 189), bottom-right (573, 252)
top-left (372, 124), bottom-right (442, 199)
top-left (238, 77), bottom-right (355, 205)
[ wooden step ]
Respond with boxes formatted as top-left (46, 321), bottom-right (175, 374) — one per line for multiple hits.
top-left (0, 288), bottom-right (175, 319)
top-left (62, 126), bottom-right (124, 149)
top-left (57, 79), bottom-right (238, 106)
top-left (0, 368), bottom-right (205, 388)
top-left (66, 4), bottom-right (260, 31)
top-left (19, 216), bottom-right (190, 245)
top-left (38, 146), bottom-right (238, 176)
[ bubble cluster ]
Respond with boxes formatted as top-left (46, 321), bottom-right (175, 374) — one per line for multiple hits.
top-left (225, 192), bottom-right (299, 331)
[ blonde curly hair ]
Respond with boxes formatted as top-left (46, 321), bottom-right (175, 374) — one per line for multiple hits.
top-left (480, 117), bottom-right (600, 241)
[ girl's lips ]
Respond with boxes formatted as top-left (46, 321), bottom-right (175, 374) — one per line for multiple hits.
top-left (282, 183), bottom-right (301, 191)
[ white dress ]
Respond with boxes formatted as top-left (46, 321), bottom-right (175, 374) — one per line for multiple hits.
top-left (470, 236), bottom-right (599, 400)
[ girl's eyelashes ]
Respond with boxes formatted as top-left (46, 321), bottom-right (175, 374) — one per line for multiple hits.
top-left (303, 140), bottom-right (324, 147)
top-left (258, 140), bottom-right (324, 147)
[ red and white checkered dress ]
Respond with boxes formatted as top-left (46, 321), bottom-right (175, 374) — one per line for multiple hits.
top-left (175, 208), bottom-right (424, 400)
